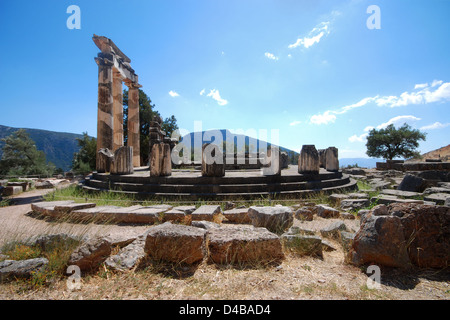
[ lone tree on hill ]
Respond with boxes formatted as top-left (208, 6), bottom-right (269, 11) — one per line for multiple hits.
top-left (0, 129), bottom-right (55, 177)
top-left (366, 123), bottom-right (426, 160)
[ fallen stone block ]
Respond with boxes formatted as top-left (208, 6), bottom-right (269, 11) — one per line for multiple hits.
top-left (381, 189), bottom-right (423, 198)
top-left (294, 207), bottom-right (314, 221)
top-left (2, 186), bottom-right (23, 196)
top-left (161, 209), bottom-right (192, 224)
top-left (54, 202), bottom-right (97, 214)
top-left (248, 206), bottom-right (293, 234)
top-left (207, 226), bottom-right (284, 265)
top-left (144, 222), bottom-right (207, 264)
top-left (423, 193), bottom-right (450, 205)
top-left (315, 204), bottom-right (340, 219)
top-left (320, 221), bottom-right (348, 239)
top-left (68, 237), bottom-right (113, 272)
top-left (191, 205), bottom-right (222, 223)
top-left (31, 201), bottom-right (75, 217)
top-left (104, 235), bottom-right (147, 271)
top-left (281, 234), bottom-right (323, 258)
top-left (340, 199), bottom-right (369, 211)
top-left (223, 208), bottom-right (251, 223)
top-left (191, 220), bottom-right (221, 230)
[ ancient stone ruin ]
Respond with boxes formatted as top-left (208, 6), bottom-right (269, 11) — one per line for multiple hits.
top-left (93, 34), bottom-right (142, 174)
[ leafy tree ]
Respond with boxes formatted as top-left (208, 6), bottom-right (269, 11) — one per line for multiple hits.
top-left (123, 88), bottom-right (178, 165)
top-left (71, 132), bottom-right (97, 175)
top-left (0, 129), bottom-right (53, 177)
top-left (366, 123), bottom-right (426, 160)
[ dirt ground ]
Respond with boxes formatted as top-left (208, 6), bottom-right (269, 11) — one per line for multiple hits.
top-left (0, 188), bottom-right (449, 300)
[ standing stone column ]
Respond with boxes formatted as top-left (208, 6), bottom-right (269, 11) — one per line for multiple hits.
top-left (298, 145), bottom-right (320, 174)
top-left (127, 84), bottom-right (141, 167)
top-left (262, 146), bottom-right (281, 176)
top-left (202, 143), bottom-right (225, 177)
top-left (112, 72), bottom-right (124, 152)
top-left (325, 147), bottom-right (339, 172)
top-left (95, 59), bottom-right (114, 171)
top-left (318, 149), bottom-right (326, 168)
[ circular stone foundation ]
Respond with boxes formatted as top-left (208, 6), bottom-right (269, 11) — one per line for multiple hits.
top-left (82, 165), bottom-right (357, 200)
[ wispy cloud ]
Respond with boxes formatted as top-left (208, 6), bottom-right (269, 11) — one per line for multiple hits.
top-left (206, 89), bottom-right (228, 106)
top-left (289, 120), bottom-right (301, 126)
top-left (348, 115), bottom-right (421, 143)
top-left (168, 90), bottom-right (179, 97)
top-left (199, 89), bottom-right (205, 96)
top-left (420, 121), bottom-right (450, 130)
top-left (288, 21), bottom-right (330, 49)
top-left (264, 52), bottom-right (279, 61)
top-left (310, 80), bottom-right (450, 125)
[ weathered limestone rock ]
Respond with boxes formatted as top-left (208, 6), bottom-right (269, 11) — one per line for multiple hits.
top-left (315, 204), bottom-right (340, 219)
top-left (105, 235), bottom-right (147, 271)
top-left (111, 146), bottom-right (134, 175)
top-left (201, 143), bottom-right (225, 177)
top-left (0, 258), bottom-right (49, 282)
top-left (389, 203), bottom-right (450, 268)
top-left (348, 213), bottom-right (412, 268)
top-left (298, 145), bottom-right (320, 174)
top-left (144, 222), bottom-right (207, 264)
top-left (161, 209), bottom-right (192, 224)
top-left (339, 199), bottom-right (369, 211)
top-left (31, 201), bottom-right (76, 217)
top-left (26, 233), bottom-right (80, 251)
top-left (97, 148), bottom-right (114, 173)
top-left (2, 186), bottom-right (23, 196)
top-left (191, 221), bottom-right (221, 230)
top-left (294, 207), bottom-right (314, 221)
top-left (172, 205), bottom-right (196, 214)
top-left (424, 193), bottom-right (450, 205)
top-left (35, 180), bottom-right (55, 189)
top-left (325, 147), bottom-right (339, 172)
top-left (191, 205), bottom-right (222, 223)
top-left (207, 226), bottom-right (284, 265)
top-left (340, 212), bottom-right (356, 220)
top-left (68, 237), bottom-right (113, 272)
top-left (320, 221), bottom-right (348, 239)
top-left (285, 226), bottom-right (316, 236)
top-left (223, 208), bottom-right (251, 223)
top-left (53, 202), bottom-right (97, 214)
top-left (397, 174), bottom-right (427, 192)
top-left (248, 206), bottom-right (293, 234)
top-left (339, 231), bottom-right (355, 252)
top-left (380, 189), bottom-right (423, 198)
top-left (281, 234), bottom-right (323, 258)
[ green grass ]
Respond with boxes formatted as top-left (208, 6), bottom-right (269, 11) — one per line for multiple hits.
top-left (0, 237), bottom-right (81, 289)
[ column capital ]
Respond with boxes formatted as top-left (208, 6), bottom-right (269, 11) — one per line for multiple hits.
top-left (124, 81), bottom-right (142, 89)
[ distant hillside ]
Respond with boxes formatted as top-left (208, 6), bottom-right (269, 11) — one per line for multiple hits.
top-left (406, 144), bottom-right (450, 162)
top-left (179, 129), bottom-right (299, 162)
top-left (0, 125), bottom-right (85, 171)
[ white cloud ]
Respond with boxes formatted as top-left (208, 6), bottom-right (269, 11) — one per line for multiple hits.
top-left (289, 22), bottom-right (330, 49)
top-left (376, 115), bottom-right (421, 129)
top-left (289, 120), bottom-right (301, 126)
top-left (348, 133), bottom-right (368, 143)
top-left (349, 115), bottom-right (421, 143)
top-left (264, 52), bottom-right (279, 60)
top-left (310, 111), bottom-right (336, 125)
top-left (420, 122), bottom-right (450, 130)
top-left (199, 89), bottom-right (205, 96)
top-left (168, 90), bottom-right (179, 97)
top-left (310, 81), bottom-right (450, 125)
top-left (206, 89), bottom-right (228, 106)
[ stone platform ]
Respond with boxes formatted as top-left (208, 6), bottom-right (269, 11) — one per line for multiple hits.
top-left (82, 165), bottom-right (357, 200)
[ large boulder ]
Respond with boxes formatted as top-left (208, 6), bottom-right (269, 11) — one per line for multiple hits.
top-left (68, 237), bottom-right (114, 272)
top-left (348, 213), bottom-right (411, 268)
top-left (248, 206), bottom-right (293, 234)
top-left (348, 203), bottom-right (450, 269)
top-left (144, 222), bottom-right (207, 264)
top-left (207, 226), bottom-right (284, 265)
top-left (397, 174), bottom-right (427, 192)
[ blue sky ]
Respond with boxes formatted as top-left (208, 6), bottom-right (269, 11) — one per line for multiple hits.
top-left (1, 0), bottom-right (449, 158)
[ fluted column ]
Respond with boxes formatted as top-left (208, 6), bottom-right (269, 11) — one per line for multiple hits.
top-left (95, 59), bottom-right (114, 171)
top-left (126, 83), bottom-right (141, 167)
top-left (112, 71), bottom-right (124, 152)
